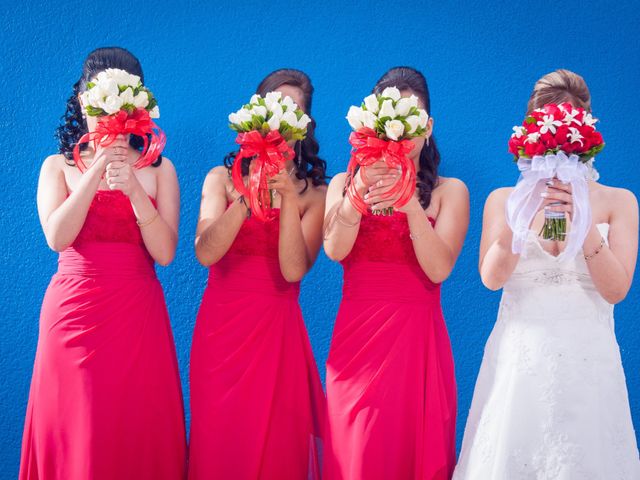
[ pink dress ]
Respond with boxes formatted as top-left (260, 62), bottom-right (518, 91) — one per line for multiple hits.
top-left (324, 213), bottom-right (457, 480)
top-left (188, 209), bottom-right (325, 479)
top-left (19, 190), bottom-right (187, 480)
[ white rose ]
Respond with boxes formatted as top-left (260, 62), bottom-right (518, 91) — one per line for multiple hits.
top-left (119, 87), bottom-right (135, 105)
top-left (418, 110), bottom-right (429, 128)
top-left (250, 94), bottom-right (260, 106)
top-left (378, 99), bottom-right (396, 119)
top-left (384, 119), bottom-right (404, 141)
top-left (281, 110), bottom-right (298, 127)
top-left (297, 113), bottom-right (311, 130)
top-left (381, 86), bottom-right (401, 101)
top-left (264, 91), bottom-right (282, 109)
top-left (346, 106), bottom-right (364, 130)
top-left (95, 71), bottom-right (109, 84)
top-left (251, 105), bottom-right (267, 119)
top-left (267, 112), bottom-right (282, 131)
top-left (281, 95), bottom-right (296, 111)
top-left (99, 95), bottom-right (124, 115)
top-left (101, 78), bottom-right (119, 97)
top-left (395, 97), bottom-right (414, 117)
top-left (79, 91), bottom-right (92, 110)
top-left (133, 91), bottom-right (149, 108)
top-left (269, 102), bottom-right (284, 118)
top-left (361, 110), bottom-right (377, 129)
top-left (363, 94), bottom-right (379, 114)
top-left (149, 106), bottom-right (160, 118)
top-left (229, 108), bottom-right (252, 124)
top-left (405, 115), bottom-right (420, 134)
top-left (128, 73), bottom-right (141, 87)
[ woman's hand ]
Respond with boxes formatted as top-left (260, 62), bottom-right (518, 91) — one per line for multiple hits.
top-left (268, 168), bottom-right (298, 200)
top-left (363, 170), bottom-right (403, 212)
top-left (105, 161), bottom-right (143, 197)
top-left (540, 179), bottom-right (573, 219)
top-left (91, 135), bottom-right (129, 172)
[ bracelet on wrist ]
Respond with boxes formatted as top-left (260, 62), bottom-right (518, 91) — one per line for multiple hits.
top-left (136, 211), bottom-right (159, 228)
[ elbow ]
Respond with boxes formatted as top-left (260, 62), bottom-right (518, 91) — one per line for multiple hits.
top-left (481, 275), bottom-right (504, 291)
top-left (602, 287), bottom-right (630, 305)
top-left (323, 243), bottom-right (347, 263)
top-left (155, 252), bottom-right (175, 267)
top-left (428, 268), bottom-right (451, 284)
top-left (195, 249), bottom-right (216, 268)
top-left (46, 234), bottom-right (71, 253)
top-left (281, 265), bottom-right (308, 283)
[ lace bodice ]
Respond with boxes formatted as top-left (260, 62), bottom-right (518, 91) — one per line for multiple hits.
top-left (341, 212), bottom-right (436, 267)
top-left (72, 190), bottom-right (155, 247)
top-left (226, 209), bottom-right (280, 259)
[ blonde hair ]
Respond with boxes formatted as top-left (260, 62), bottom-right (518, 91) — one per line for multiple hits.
top-left (527, 69), bottom-right (591, 113)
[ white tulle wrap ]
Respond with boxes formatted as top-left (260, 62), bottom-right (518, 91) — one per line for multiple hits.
top-left (506, 152), bottom-right (596, 262)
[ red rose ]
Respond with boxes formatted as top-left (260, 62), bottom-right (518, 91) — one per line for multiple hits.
top-left (555, 125), bottom-right (569, 144)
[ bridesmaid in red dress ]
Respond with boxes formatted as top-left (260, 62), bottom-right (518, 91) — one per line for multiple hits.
top-left (323, 67), bottom-right (469, 480)
top-left (189, 69), bottom-right (327, 479)
top-left (19, 47), bottom-right (186, 479)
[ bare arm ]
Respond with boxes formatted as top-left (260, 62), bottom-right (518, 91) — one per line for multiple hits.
top-left (479, 188), bottom-right (521, 290)
top-left (582, 189), bottom-right (638, 303)
top-left (194, 167), bottom-right (248, 267)
top-left (401, 180), bottom-right (469, 283)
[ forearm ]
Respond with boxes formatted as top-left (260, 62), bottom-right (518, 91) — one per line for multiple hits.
top-left (406, 210), bottom-right (457, 283)
top-left (480, 235), bottom-right (521, 290)
top-left (278, 196), bottom-right (309, 282)
top-left (195, 199), bottom-right (246, 266)
top-left (44, 163), bottom-right (103, 251)
top-left (323, 195), bottom-right (363, 261)
top-left (583, 224), bottom-right (632, 303)
top-left (130, 189), bottom-right (178, 266)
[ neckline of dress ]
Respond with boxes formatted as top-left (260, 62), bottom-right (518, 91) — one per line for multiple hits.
top-left (527, 223), bottom-right (609, 260)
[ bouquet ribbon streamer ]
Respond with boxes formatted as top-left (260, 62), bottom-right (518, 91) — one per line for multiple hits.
top-left (506, 151), bottom-right (592, 261)
top-left (231, 130), bottom-right (294, 222)
top-left (346, 128), bottom-right (416, 214)
top-left (73, 108), bottom-right (166, 171)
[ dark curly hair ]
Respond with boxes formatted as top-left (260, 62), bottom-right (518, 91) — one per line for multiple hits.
top-left (224, 68), bottom-right (327, 192)
top-left (348, 66), bottom-right (440, 210)
top-left (55, 46), bottom-right (161, 167)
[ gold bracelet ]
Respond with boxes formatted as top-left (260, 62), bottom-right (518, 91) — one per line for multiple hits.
top-left (409, 229), bottom-right (429, 241)
top-left (584, 237), bottom-right (606, 261)
top-left (136, 211), bottom-right (159, 228)
top-left (335, 206), bottom-right (360, 227)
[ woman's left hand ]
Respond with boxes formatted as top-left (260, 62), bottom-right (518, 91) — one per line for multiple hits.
top-left (541, 179), bottom-right (574, 220)
top-left (267, 168), bottom-right (298, 200)
top-left (105, 161), bottom-right (142, 197)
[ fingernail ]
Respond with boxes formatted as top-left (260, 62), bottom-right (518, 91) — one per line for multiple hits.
top-left (541, 192), bottom-right (549, 197)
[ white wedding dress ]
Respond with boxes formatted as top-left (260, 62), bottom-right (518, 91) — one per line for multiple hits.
top-left (454, 224), bottom-right (640, 479)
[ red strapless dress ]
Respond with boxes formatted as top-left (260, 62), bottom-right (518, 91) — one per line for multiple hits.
top-left (188, 210), bottom-right (325, 480)
top-left (19, 190), bottom-right (187, 480)
top-left (324, 213), bottom-right (456, 480)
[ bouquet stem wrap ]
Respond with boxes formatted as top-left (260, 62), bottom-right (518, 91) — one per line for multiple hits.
top-left (506, 152), bottom-right (592, 261)
top-left (73, 108), bottom-right (166, 172)
top-left (231, 130), bottom-right (294, 222)
top-left (346, 128), bottom-right (416, 215)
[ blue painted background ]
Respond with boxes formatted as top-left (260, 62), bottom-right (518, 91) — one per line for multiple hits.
top-left (1, 1), bottom-right (639, 477)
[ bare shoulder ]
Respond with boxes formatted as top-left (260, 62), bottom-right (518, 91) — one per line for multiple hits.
top-left (203, 165), bottom-right (231, 187)
top-left (41, 153), bottom-right (68, 173)
top-left (437, 176), bottom-right (469, 197)
top-left (486, 186), bottom-right (514, 206)
top-left (155, 156), bottom-right (177, 174)
top-left (328, 172), bottom-right (348, 191)
top-left (594, 183), bottom-right (638, 215)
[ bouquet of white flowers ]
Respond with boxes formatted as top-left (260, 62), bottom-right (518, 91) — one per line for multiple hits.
top-left (345, 87), bottom-right (429, 215)
top-left (228, 92), bottom-right (311, 221)
top-left (74, 68), bottom-right (164, 171)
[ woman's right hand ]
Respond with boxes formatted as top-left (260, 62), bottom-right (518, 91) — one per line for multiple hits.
top-left (92, 135), bottom-right (129, 172)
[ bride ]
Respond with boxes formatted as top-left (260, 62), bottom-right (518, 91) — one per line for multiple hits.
top-left (454, 69), bottom-right (640, 479)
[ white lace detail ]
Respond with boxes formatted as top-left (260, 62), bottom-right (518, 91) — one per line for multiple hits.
top-left (453, 224), bottom-right (640, 479)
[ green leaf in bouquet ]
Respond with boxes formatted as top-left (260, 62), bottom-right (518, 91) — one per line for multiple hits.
top-left (295, 110), bottom-right (303, 120)
top-left (525, 116), bottom-right (537, 125)
top-left (147, 97), bottom-right (158, 110)
top-left (85, 105), bottom-right (104, 117)
top-left (118, 85), bottom-right (129, 93)
top-left (240, 120), bottom-right (253, 131)
top-left (86, 81), bottom-right (95, 89)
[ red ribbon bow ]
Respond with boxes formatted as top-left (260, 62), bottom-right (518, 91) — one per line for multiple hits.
top-left (231, 130), bottom-right (294, 222)
top-left (346, 127), bottom-right (416, 215)
top-left (73, 108), bottom-right (166, 171)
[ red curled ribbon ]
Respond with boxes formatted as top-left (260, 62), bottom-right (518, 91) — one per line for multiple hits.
top-left (73, 108), bottom-right (166, 172)
top-left (231, 130), bottom-right (294, 222)
top-left (346, 127), bottom-right (416, 215)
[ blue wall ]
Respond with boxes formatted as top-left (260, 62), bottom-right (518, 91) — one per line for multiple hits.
top-left (1, 1), bottom-right (639, 477)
